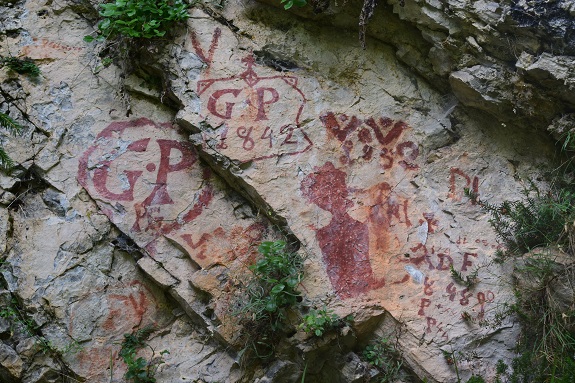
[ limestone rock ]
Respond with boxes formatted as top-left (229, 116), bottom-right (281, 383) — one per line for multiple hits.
top-left (0, 0), bottom-right (573, 381)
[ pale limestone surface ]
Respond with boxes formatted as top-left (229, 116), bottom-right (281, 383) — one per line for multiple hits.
top-left (0, 0), bottom-right (572, 382)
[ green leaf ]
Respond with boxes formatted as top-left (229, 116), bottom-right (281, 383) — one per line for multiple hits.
top-left (285, 277), bottom-right (299, 288)
top-left (100, 8), bottom-right (118, 17)
top-left (315, 329), bottom-right (322, 336)
top-left (0, 112), bottom-right (23, 135)
top-left (98, 18), bottom-right (111, 31)
top-left (270, 284), bottom-right (285, 295)
top-left (265, 301), bottom-right (277, 312)
top-left (0, 146), bottom-right (14, 170)
top-left (83, 35), bottom-right (95, 42)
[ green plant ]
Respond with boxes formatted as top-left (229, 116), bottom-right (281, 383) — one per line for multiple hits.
top-left (0, 296), bottom-right (81, 361)
top-left (505, 256), bottom-right (575, 382)
top-left (466, 376), bottom-right (485, 383)
top-left (467, 137), bottom-right (575, 382)
top-left (362, 337), bottom-right (402, 383)
top-left (299, 307), bottom-right (339, 336)
top-left (84, 0), bottom-right (189, 42)
top-left (280, 0), bottom-right (307, 10)
top-left (0, 111), bottom-right (23, 169)
top-left (1, 56), bottom-right (40, 76)
top-left (242, 241), bottom-right (304, 329)
top-left (0, 299), bottom-right (38, 336)
top-left (476, 183), bottom-right (575, 255)
top-left (494, 359), bottom-right (509, 383)
top-left (450, 264), bottom-right (479, 288)
top-left (119, 326), bottom-right (169, 383)
top-left (235, 240), bottom-right (304, 359)
top-left (0, 59), bottom-right (28, 170)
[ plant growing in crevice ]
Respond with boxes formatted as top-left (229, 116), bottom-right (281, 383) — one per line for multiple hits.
top-left (362, 336), bottom-right (403, 382)
top-left (298, 307), bottom-right (339, 337)
top-left (0, 56), bottom-right (35, 170)
top-left (0, 292), bottom-right (83, 383)
top-left (119, 325), bottom-right (169, 383)
top-left (1, 56), bottom-right (40, 77)
top-left (84, 0), bottom-right (189, 42)
top-left (449, 264), bottom-right (479, 288)
top-left (235, 240), bottom-right (304, 360)
top-left (0, 111), bottom-right (22, 169)
top-left (464, 136), bottom-right (575, 382)
top-left (84, 0), bottom-right (189, 114)
top-left (0, 298), bottom-right (38, 337)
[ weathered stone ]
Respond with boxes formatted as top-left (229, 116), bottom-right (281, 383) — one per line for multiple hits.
top-left (0, 191), bottom-right (16, 206)
top-left (1, 0), bottom-right (574, 381)
top-left (0, 317), bottom-right (10, 339)
top-left (548, 113), bottom-right (575, 141)
top-left (254, 360), bottom-right (300, 383)
top-left (0, 342), bottom-right (23, 381)
top-left (22, 361), bottom-right (61, 383)
top-left (523, 60), bottom-right (575, 108)
top-left (340, 352), bottom-right (370, 383)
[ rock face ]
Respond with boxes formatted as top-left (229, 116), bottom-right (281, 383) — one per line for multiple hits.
top-left (0, 0), bottom-right (572, 382)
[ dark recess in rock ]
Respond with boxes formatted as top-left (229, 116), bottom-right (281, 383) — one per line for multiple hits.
top-left (510, 0), bottom-right (575, 54)
top-left (254, 50), bottom-right (300, 72)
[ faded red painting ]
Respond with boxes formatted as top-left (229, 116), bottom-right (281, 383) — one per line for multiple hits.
top-left (68, 280), bottom-right (158, 381)
top-left (77, 118), bottom-right (215, 252)
top-left (180, 221), bottom-right (267, 267)
top-left (192, 30), bottom-right (313, 163)
top-left (301, 161), bottom-right (386, 299)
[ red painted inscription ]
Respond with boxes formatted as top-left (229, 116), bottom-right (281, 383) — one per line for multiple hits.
top-left (197, 50), bottom-right (312, 162)
top-left (449, 168), bottom-right (479, 202)
top-left (78, 118), bottom-right (214, 241)
top-left (320, 112), bottom-right (419, 170)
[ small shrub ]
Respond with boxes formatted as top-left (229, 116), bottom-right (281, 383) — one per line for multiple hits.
top-left (119, 326), bottom-right (169, 383)
top-left (84, 0), bottom-right (189, 42)
top-left (244, 241), bottom-right (304, 328)
top-left (466, 135), bottom-right (575, 382)
top-left (475, 183), bottom-right (575, 255)
top-left (299, 307), bottom-right (339, 336)
top-left (507, 256), bottom-right (575, 382)
top-left (362, 337), bottom-right (402, 382)
top-left (236, 240), bottom-right (304, 359)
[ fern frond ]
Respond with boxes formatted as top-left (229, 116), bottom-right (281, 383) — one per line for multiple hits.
top-left (0, 112), bottom-right (23, 135)
top-left (2, 56), bottom-right (40, 77)
top-left (0, 145), bottom-right (14, 170)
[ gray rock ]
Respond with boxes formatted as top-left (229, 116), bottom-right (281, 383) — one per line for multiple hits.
top-left (0, 342), bottom-right (23, 381)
